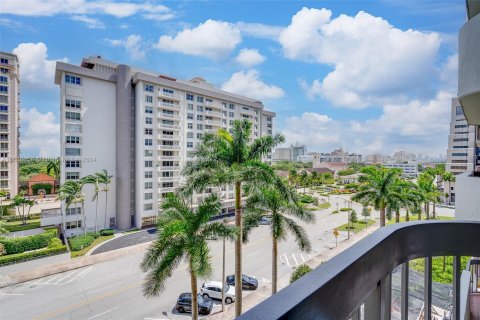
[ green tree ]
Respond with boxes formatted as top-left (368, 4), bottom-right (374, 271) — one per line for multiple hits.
top-left (82, 175), bottom-right (101, 232)
top-left (0, 220), bottom-right (8, 235)
top-left (299, 170), bottom-right (309, 194)
top-left (290, 264), bottom-right (312, 283)
top-left (243, 182), bottom-right (314, 294)
top-left (350, 209), bottom-right (358, 224)
top-left (95, 170), bottom-right (113, 229)
top-left (0, 189), bottom-right (8, 216)
top-left (288, 169), bottom-right (298, 187)
top-left (361, 206), bottom-right (370, 228)
top-left (58, 180), bottom-right (86, 236)
top-left (352, 166), bottom-right (401, 227)
top-left (140, 194), bottom-right (235, 320)
top-left (442, 172), bottom-right (455, 205)
top-left (46, 158), bottom-right (60, 179)
top-left (181, 119), bottom-right (284, 316)
top-left (11, 195), bottom-right (35, 224)
top-left (417, 173), bottom-right (441, 219)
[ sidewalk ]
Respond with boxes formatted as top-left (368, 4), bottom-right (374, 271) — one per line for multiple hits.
top-left (0, 240), bottom-right (153, 288)
top-left (209, 224), bottom-right (379, 319)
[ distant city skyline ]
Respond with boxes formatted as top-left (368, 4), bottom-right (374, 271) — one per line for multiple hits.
top-left (0, 0), bottom-right (464, 157)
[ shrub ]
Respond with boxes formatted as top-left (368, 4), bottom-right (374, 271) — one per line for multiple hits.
top-left (48, 238), bottom-right (63, 248)
top-left (0, 230), bottom-right (57, 254)
top-left (69, 234), bottom-right (97, 251)
top-left (340, 208), bottom-right (351, 212)
top-left (0, 243), bottom-right (5, 256)
top-left (290, 264), bottom-right (313, 283)
top-left (350, 210), bottom-right (358, 224)
top-left (99, 229), bottom-right (114, 236)
top-left (332, 210), bottom-right (339, 214)
top-left (298, 194), bottom-right (318, 205)
top-left (0, 245), bottom-right (67, 266)
top-left (1, 213), bottom-right (41, 222)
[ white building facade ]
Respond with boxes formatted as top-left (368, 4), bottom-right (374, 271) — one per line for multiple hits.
top-left (0, 52), bottom-right (19, 198)
top-left (55, 56), bottom-right (275, 235)
top-left (383, 163), bottom-right (418, 177)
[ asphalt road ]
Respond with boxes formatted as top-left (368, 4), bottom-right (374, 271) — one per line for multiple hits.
top-left (0, 195), bottom-right (454, 320)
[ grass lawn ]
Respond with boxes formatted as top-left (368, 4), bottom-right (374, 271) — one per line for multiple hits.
top-left (336, 219), bottom-right (376, 233)
top-left (306, 202), bottom-right (331, 211)
top-left (71, 235), bottom-right (114, 258)
top-left (386, 215), bottom-right (453, 225)
top-left (410, 256), bottom-right (470, 284)
top-left (4, 219), bottom-right (41, 232)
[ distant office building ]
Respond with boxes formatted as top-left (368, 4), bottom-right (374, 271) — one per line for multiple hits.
top-left (0, 52), bottom-right (20, 197)
top-left (272, 148), bottom-right (292, 162)
top-left (297, 154), bottom-right (315, 163)
top-left (393, 151), bottom-right (416, 163)
top-left (365, 153), bottom-right (392, 164)
top-left (55, 56), bottom-right (275, 235)
top-left (383, 162), bottom-right (418, 177)
top-left (313, 148), bottom-right (362, 165)
top-left (291, 142), bottom-right (307, 161)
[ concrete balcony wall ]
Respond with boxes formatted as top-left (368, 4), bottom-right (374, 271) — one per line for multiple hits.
top-left (455, 172), bottom-right (480, 221)
top-left (458, 13), bottom-right (480, 125)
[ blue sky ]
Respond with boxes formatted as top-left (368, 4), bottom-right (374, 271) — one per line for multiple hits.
top-left (0, 0), bottom-right (465, 158)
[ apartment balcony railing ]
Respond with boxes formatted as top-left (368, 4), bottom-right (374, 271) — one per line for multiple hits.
top-left (158, 123), bottom-right (180, 130)
top-left (159, 113), bottom-right (177, 119)
top-left (205, 110), bottom-right (222, 117)
top-left (159, 102), bottom-right (180, 111)
top-left (239, 221), bottom-right (480, 320)
top-left (158, 165), bottom-right (180, 171)
top-left (159, 145), bottom-right (180, 150)
top-left (158, 134), bottom-right (180, 140)
top-left (158, 176), bottom-right (179, 182)
top-left (158, 92), bottom-right (181, 101)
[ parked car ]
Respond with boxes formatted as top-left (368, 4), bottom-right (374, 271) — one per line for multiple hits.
top-left (259, 216), bottom-right (272, 225)
top-left (201, 281), bottom-right (235, 303)
top-left (226, 274), bottom-right (258, 290)
top-left (175, 293), bottom-right (213, 315)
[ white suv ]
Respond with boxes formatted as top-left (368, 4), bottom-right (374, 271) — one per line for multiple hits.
top-left (200, 281), bottom-right (236, 304)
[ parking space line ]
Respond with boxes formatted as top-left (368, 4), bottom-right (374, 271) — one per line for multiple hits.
top-left (54, 271), bottom-right (78, 284)
top-left (66, 267), bottom-right (92, 283)
top-left (41, 274), bottom-right (62, 284)
top-left (292, 254), bottom-right (298, 266)
top-left (88, 306), bottom-right (119, 319)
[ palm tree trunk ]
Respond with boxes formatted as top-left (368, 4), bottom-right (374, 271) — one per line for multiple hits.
top-left (272, 237), bottom-right (278, 294)
top-left (432, 202), bottom-right (436, 219)
top-left (94, 197), bottom-right (99, 233)
top-left (418, 209), bottom-right (421, 221)
top-left (234, 181), bottom-right (243, 317)
top-left (104, 189), bottom-right (108, 229)
top-left (395, 210), bottom-right (400, 223)
top-left (190, 264), bottom-right (199, 320)
top-left (406, 210), bottom-right (410, 222)
top-left (425, 203), bottom-right (430, 220)
top-left (380, 207), bottom-right (386, 227)
top-left (82, 201), bottom-right (86, 236)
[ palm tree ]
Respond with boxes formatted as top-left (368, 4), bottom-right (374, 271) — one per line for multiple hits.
top-left (180, 119), bottom-right (284, 316)
top-left (58, 180), bottom-right (86, 236)
top-left (352, 166), bottom-right (401, 227)
top-left (299, 170), bottom-right (309, 194)
top-left (82, 175), bottom-right (101, 232)
top-left (417, 173), bottom-right (441, 219)
top-left (140, 194), bottom-right (235, 320)
top-left (442, 172), bottom-right (455, 205)
top-left (46, 158), bottom-right (60, 178)
top-left (288, 169), bottom-right (298, 187)
top-left (0, 189), bottom-right (8, 216)
top-left (95, 170), bottom-right (113, 229)
top-left (243, 181), bottom-right (315, 294)
top-left (11, 195), bottom-right (35, 224)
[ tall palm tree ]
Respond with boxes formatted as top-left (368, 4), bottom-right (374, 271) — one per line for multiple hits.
top-left (243, 182), bottom-right (314, 294)
top-left (58, 180), bottom-right (86, 236)
top-left (181, 119), bottom-right (284, 316)
top-left (46, 158), bottom-right (60, 178)
top-left (140, 194), bottom-right (235, 320)
top-left (417, 173), bottom-right (441, 219)
top-left (442, 172), bottom-right (455, 205)
top-left (288, 169), bottom-right (298, 187)
top-left (352, 166), bottom-right (401, 227)
top-left (95, 170), bottom-right (113, 229)
top-left (11, 195), bottom-right (35, 224)
top-left (82, 175), bottom-right (101, 232)
top-left (299, 170), bottom-right (309, 194)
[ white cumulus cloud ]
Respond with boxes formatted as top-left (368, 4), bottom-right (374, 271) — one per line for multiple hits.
top-left (12, 42), bottom-right (68, 89)
top-left (71, 15), bottom-right (105, 29)
top-left (106, 34), bottom-right (147, 60)
top-left (235, 49), bottom-right (265, 67)
top-left (280, 8), bottom-right (441, 108)
top-left (235, 22), bottom-right (283, 40)
top-left (156, 20), bottom-right (241, 60)
top-left (222, 70), bottom-right (284, 100)
top-left (20, 108), bottom-right (60, 157)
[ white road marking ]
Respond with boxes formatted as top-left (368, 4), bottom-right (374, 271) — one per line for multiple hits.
top-left (300, 254), bottom-right (305, 263)
top-left (41, 274), bottom-right (62, 284)
top-left (66, 266), bottom-right (92, 283)
top-left (54, 271), bottom-right (78, 284)
top-left (292, 254), bottom-right (298, 266)
top-left (0, 293), bottom-right (25, 296)
top-left (283, 254), bottom-right (291, 267)
top-left (88, 306), bottom-right (119, 319)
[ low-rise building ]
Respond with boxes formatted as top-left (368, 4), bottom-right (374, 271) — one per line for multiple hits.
top-left (383, 162), bottom-right (418, 177)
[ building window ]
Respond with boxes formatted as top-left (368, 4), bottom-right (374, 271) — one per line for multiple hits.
top-left (145, 150), bottom-right (153, 157)
top-left (145, 128), bottom-right (153, 135)
top-left (197, 133), bottom-right (203, 139)
top-left (145, 182), bottom-right (153, 189)
top-left (187, 132), bottom-right (193, 138)
top-left (229, 112), bottom-right (234, 117)
top-left (197, 96), bottom-right (204, 103)
top-left (196, 124), bottom-right (203, 130)
top-left (187, 103), bottom-right (194, 110)
top-left (65, 148), bottom-right (81, 156)
top-left (0, 76), bottom-right (7, 84)
top-left (456, 106), bottom-right (463, 116)
top-left (187, 113), bottom-right (194, 120)
top-left (66, 207), bottom-right (82, 216)
top-left (455, 124), bottom-right (468, 128)
top-left (145, 139), bottom-right (152, 146)
top-left (65, 111), bottom-right (81, 120)
top-left (0, 105), bottom-right (7, 112)
top-left (187, 93), bottom-right (194, 101)
top-left (66, 99), bottom-right (81, 108)
top-left (145, 160), bottom-right (153, 167)
top-left (144, 84), bottom-right (154, 92)
top-left (66, 136), bottom-right (80, 144)
top-left (453, 138), bottom-right (468, 142)
top-left (188, 123), bottom-right (193, 129)
top-left (65, 160), bottom-right (81, 168)
top-left (66, 172), bottom-right (80, 180)
top-left (452, 153), bottom-right (468, 157)
top-left (162, 182), bottom-right (174, 188)
top-left (66, 124), bottom-right (82, 133)
top-left (197, 115), bottom-right (203, 121)
top-left (197, 105), bottom-right (203, 112)
top-left (145, 171), bottom-right (153, 178)
top-left (144, 203), bottom-right (153, 211)
top-left (0, 115), bottom-right (8, 122)
top-left (145, 117), bottom-right (152, 124)
top-left (187, 142), bottom-right (193, 148)
top-left (66, 220), bottom-right (82, 229)
top-left (65, 74), bottom-right (81, 85)
top-left (0, 58), bottom-right (8, 65)
top-left (145, 106), bottom-right (153, 114)
top-left (145, 193), bottom-right (153, 200)
top-left (145, 95), bottom-right (153, 103)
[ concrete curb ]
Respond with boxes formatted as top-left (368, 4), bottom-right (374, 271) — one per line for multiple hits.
top-left (0, 240), bottom-right (153, 288)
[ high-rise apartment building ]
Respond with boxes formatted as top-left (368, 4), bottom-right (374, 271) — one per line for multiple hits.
top-left (0, 52), bottom-right (20, 198)
top-left (54, 56), bottom-right (275, 235)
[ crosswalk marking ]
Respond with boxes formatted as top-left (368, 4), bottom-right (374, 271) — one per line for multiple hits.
top-left (35, 267), bottom-right (93, 286)
top-left (280, 253), bottom-right (313, 267)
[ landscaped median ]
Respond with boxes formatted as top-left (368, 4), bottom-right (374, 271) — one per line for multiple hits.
top-left (69, 229), bottom-right (114, 258)
top-left (0, 228), bottom-right (67, 266)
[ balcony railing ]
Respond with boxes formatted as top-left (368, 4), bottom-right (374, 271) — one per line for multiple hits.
top-left (239, 221), bottom-right (480, 320)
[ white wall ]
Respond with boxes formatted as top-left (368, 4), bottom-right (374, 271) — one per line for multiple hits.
top-left (455, 172), bottom-right (480, 221)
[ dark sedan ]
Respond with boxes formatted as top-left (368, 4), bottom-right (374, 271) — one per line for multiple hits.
top-left (226, 274), bottom-right (258, 290)
top-left (175, 293), bottom-right (213, 315)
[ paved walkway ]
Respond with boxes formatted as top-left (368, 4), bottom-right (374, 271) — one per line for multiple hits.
top-left (5, 227), bottom-right (45, 238)
top-left (90, 228), bottom-right (157, 255)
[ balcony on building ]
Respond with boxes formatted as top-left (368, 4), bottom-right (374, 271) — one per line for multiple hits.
top-left (239, 221), bottom-right (480, 320)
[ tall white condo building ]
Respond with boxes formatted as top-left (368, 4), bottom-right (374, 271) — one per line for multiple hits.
top-left (55, 56), bottom-right (275, 234)
top-left (0, 52), bottom-right (20, 198)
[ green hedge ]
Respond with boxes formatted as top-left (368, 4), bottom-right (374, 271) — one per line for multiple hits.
top-left (1, 213), bottom-right (41, 222)
top-left (99, 229), bottom-right (114, 236)
top-left (31, 183), bottom-right (53, 195)
top-left (340, 208), bottom-right (351, 211)
top-left (0, 245), bottom-right (67, 266)
top-left (0, 230), bottom-right (58, 255)
top-left (69, 234), bottom-right (97, 251)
